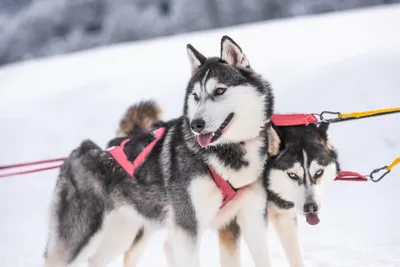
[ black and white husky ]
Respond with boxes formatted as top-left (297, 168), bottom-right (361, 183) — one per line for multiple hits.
top-left (44, 36), bottom-right (276, 267)
top-left (119, 113), bottom-right (341, 267)
top-left (218, 123), bottom-right (341, 267)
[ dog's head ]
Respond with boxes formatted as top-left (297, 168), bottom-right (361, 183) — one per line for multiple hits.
top-left (183, 36), bottom-right (273, 148)
top-left (267, 123), bottom-right (340, 225)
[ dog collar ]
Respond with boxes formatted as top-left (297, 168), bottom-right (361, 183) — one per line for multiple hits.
top-left (107, 127), bottom-right (238, 208)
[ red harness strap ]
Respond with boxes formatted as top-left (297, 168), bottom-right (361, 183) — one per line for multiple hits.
top-left (271, 114), bottom-right (319, 126)
top-left (334, 170), bottom-right (368, 182)
top-left (208, 167), bottom-right (237, 208)
top-left (106, 127), bottom-right (166, 179)
top-left (106, 127), bottom-right (238, 207)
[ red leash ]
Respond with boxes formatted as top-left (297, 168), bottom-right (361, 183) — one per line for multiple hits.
top-left (0, 158), bottom-right (66, 179)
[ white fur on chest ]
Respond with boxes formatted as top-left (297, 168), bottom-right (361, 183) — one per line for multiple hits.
top-left (187, 175), bottom-right (267, 231)
top-left (208, 138), bottom-right (267, 188)
top-left (187, 176), bottom-right (224, 232)
top-left (213, 179), bottom-right (266, 228)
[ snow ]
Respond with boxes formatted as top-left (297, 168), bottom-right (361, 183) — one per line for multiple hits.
top-left (2, 0), bottom-right (396, 66)
top-left (1, 4), bottom-right (400, 267)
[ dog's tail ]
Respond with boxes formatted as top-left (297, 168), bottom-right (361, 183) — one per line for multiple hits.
top-left (117, 100), bottom-right (163, 137)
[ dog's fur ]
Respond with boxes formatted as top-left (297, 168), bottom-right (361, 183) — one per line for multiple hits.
top-left (218, 123), bottom-right (340, 267)
top-left (43, 36), bottom-right (276, 267)
top-left (117, 100), bottom-right (163, 137)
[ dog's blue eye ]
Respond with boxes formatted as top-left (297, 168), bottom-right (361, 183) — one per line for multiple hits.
top-left (315, 169), bottom-right (324, 178)
top-left (214, 88), bottom-right (226, 96)
top-left (192, 93), bottom-right (199, 101)
top-left (287, 172), bottom-right (298, 179)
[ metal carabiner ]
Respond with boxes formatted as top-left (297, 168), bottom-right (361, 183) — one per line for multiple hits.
top-left (368, 166), bottom-right (390, 183)
top-left (318, 111), bottom-right (341, 122)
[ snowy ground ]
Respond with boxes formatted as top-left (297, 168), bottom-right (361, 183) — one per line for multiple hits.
top-left (1, 4), bottom-right (400, 267)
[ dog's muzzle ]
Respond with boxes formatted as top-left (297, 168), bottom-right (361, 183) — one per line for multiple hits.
top-left (195, 113), bottom-right (234, 147)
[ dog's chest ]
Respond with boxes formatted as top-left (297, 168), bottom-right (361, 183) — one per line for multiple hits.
top-left (212, 180), bottom-right (266, 228)
top-left (208, 139), bottom-right (266, 188)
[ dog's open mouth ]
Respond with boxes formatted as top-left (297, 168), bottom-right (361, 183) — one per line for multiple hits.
top-left (197, 113), bottom-right (234, 147)
top-left (306, 213), bottom-right (320, 225)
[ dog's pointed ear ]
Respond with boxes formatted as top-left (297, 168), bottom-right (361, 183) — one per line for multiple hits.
top-left (318, 122), bottom-right (329, 139)
top-left (267, 124), bottom-right (281, 157)
top-left (318, 122), bottom-right (335, 149)
top-left (220, 35), bottom-right (250, 69)
top-left (187, 44), bottom-right (206, 73)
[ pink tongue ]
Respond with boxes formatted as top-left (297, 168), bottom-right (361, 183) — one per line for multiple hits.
top-left (306, 214), bottom-right (320, 225)
top-left (197, 133), bottom-right (213, 147)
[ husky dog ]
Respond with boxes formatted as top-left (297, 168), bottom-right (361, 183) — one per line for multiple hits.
top-left (44, 36), bottom-right (276, 267)
top-left (218, 122), bottom-right (340, 267)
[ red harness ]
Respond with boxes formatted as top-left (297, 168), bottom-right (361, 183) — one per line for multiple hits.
top-left (106, 127), bottom-right (237, 208)
top-left (271, 114), bottom-right (319, 126)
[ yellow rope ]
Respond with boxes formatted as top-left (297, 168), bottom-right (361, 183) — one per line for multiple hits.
top-left (338, 107), bottom-right (400, 119)
top-left (387, 157), bottom-right (400, 171)
top-left (333, 108), bottom-right (400, 178)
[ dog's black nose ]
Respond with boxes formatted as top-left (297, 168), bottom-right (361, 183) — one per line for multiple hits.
top-left (303, 202), bottom-right (318, 214)
top-left (191, 118), bottom-right (205, 133)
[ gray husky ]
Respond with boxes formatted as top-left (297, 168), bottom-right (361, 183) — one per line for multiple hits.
top-left (44, 36), bottom-right (276, 267)
top-left (218, 123), bottom-right (340, 267)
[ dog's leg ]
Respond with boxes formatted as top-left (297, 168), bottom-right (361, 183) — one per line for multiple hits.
top-left (44, 250), bottom-right (68, 267)
top-left (238, 213), bottom-right (271, 267)
top-left (123, 228), bottom-right (150, 267)
top-left (270, 207), bottom-right (305, 267)
top-left (236, 183), bottom-right (271, 267)
top-left (165, 177), bottom-right (220, 267)
top-left (88, 207), bottom-right (141, 267)
top-left (166, 226), bottom-right (200, 267)
top-left (164, 238), bottom-right (175, 267)
top-left (218, 219), bottom-right (241, 267)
